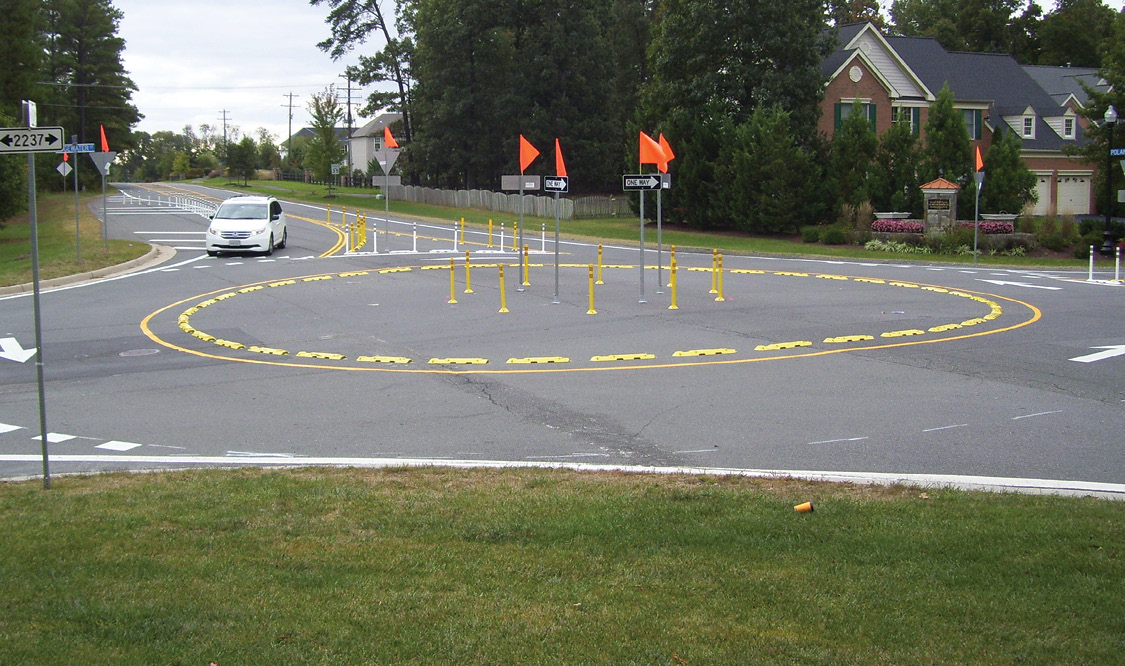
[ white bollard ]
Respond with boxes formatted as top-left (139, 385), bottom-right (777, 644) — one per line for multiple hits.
top-left (1089, 246), bottom-right (1095, 281)
top-left (412, 222), bottom-right (417, 253)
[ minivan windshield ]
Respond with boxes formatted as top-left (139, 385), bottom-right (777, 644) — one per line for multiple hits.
top-left (215, 203), bottom-right (268, 220)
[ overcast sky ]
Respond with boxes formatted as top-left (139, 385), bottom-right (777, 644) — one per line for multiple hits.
top-left (114, 0), bottom-right (1125, 144)
top-left (114, 0), bottom-right (382, 143)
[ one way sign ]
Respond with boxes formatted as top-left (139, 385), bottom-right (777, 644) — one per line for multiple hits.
top-left (544, 176), bottom-right (568, 193)
top-left (623, 174), bottom-right (661, 190)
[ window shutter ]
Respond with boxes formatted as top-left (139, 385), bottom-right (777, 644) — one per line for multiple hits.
top-left (834, 103), bottom-right (843, 131)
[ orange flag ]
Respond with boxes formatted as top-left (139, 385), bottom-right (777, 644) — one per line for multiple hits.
top-left (63, 151), bottom-right (69, 162)
top-left (975, 145), bottom-right (984, 171)
top-left (519, 134), bottom-right (540, 173)
top-left (658, 133), bottom-right (675, 174)
top-left (639, 131), bottom-right (665, 168)
top-left (555, 138), bottom-right (567, 178)
top-left (100, 125), bottom-right (110, 152)
top-left (384, 126), bottom-right (399, 149)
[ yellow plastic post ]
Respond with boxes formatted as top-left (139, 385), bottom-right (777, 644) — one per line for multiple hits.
top-left (709, 249), bottom-right (718, 294)
top-left (715, 254), bottom-right (725, 302)
top-left (522, 244), bottom-right (531, 286)
top-left (512, 222), bottom-right (519, 251)
top-left (448, 258), bottom-right (458, 304)
top-left (460, 217), bottom-right (465, 244)
top-left (488, 219), bottom-right (494, 247)
top-left (596, 244), bottom-right (604, 284)
top-left (668, 245), bottom-right (676, 286)
top-left (668, 262), bottom-right (679, 310)
top-left (326, 204), bottom-right (331, 226)
top-left (464, 251), bottom-right (473, 293)
top-left (498, 265), bottom-right (509, 313)
top-left (586, 265), bottom-right (597, 315)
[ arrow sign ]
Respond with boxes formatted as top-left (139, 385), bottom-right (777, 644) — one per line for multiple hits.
top-left (544, 176), bottom-right (568, 193)
top-left (623, 174), bottom-right (660, 190)
top-left (0, 337), bottom-right (37, 363)
top-left (0, 126), bottom-right (64, 154)
top-left (1069, 345), bottom-right (1125, 363)
top-left (977, 279), bottom-right (1061, 291)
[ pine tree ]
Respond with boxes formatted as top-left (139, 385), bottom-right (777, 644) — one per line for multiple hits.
top-left (307, 88), bottom-right (346, 184)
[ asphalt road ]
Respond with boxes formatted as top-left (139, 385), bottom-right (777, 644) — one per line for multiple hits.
top-left (2, 181), bottom-right (1123, 495)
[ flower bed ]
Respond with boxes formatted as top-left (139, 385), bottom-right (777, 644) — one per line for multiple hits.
top-left (960, 221), bottom-right (1014, 234)
top-left (872, 219), bottom-right (924, 233)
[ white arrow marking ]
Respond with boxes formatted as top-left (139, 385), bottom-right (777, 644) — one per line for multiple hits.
top-left (1069, 345), bottom-right (1125, 363)
top-left (977, 279), bottom-right (1061, 290)
top-left (0, 337), bottom-right (37, 363)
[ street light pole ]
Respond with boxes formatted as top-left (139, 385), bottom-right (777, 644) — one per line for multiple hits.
top-left (1101, 105), bottom-right (1118, 257)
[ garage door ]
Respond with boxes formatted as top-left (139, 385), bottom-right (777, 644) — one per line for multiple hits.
top-left (1032, 174), bottom-right (1051, 216)
top-left (1056, 174), bottom-right (1091, 215)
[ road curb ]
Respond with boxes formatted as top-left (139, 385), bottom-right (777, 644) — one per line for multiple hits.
top-left (0, 244), bottom-right (176, 296)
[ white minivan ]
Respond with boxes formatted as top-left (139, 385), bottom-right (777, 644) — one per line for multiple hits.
top-left (206, 195), bottom-right (288, 256)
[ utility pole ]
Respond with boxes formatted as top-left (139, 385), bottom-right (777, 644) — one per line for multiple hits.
top-left (219, 109), bottom-right (231, 168)
top-left (282, 92), bottom-right (298, 166)
top-left (339, 74), bottom-right (354, 184)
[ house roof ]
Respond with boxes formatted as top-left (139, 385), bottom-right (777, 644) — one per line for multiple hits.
top-left (920, 177), bottom-right (961, 191)
top-left (825, 23), bottom-right (1089, 151)
top-left (1022, 65), bottom-right (1106, 108)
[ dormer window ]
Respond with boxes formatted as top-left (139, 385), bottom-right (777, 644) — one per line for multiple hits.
top-left (1064, 117), bottom-right (1075, 139)
top-left (1022, 116), bottom-right (1035, 138)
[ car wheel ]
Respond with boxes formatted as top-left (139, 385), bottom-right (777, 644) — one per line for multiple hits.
top-left (277, 228), bottom-right (287, 249)
top-left (264, 234), bottom-right (274, 256)
top-left (207, 250), bottom-right (218, 257)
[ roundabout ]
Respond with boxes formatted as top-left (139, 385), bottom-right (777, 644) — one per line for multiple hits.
top-left (141, 258), bottom-right (1041, 373)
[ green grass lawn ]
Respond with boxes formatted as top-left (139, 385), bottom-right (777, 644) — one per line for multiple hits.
top-left (1, 467), bottom-right (1121, 665)
top-left (0, 190), bottom-right (148, 288)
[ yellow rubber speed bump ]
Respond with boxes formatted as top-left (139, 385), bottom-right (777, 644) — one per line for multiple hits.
top-left (358, 355), bottom-right (412, 364)
top-left (672, 348), bottom-right (737, 357)
top-left (249, 346), bottom-right (289, 356)
top-left (238, 286), bottom-right (264, 293)
top-left (794, 501), bottom-right (814, 513)
top-left (815, 274), bottom-right (848, 280)
top-left (338, 271), bottom-right (368, 277)
top-left (889, 281), bottom-right (919, 288)
top-left (297, 351), bottom-right (346, 360)
top-left (507, 357), bottom-right (570, 364)
top-left (303, 275), bottom-right (332, 282)
top-left (774, 271), bottom-right (809, 277)
top-left (429, 357), bottom-right (489, 365)
top-left (853, 278), bottom-right (885, 284)
top-left (823, 335), bottom-right (874, 343)
top-left (928, 323), bottom-right (962, 332)
top-left (269, 280), bottom-right (296, 287)
top-left (960, 318), bottom-right (988, 326)
top-left (755, 341), bottom-right (813, 351)
top-left (213, 339), bottom-right (246, 350)
top-left (881, 329), bottom-right (925, 338)
top-left (591, 353), bottom-right (656, 362)
top-left (192, 331), bottom-right (216, 343)
top-left (730, 269), bottom-right (765, 274)
top-left (379, 267), bottom-right (412, 274)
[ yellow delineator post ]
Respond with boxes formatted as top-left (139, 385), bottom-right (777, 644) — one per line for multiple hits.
top-left (460, 217), bottom-right (466, 245)
top-left (498, 265), bottom-right (509, 313)
top-left (464, 251), bottom-right (473, 293)
top-left (668, 262), bottom-right (679, 310)
top-left (447, 258), bottom-right (458, 304)
top-left (668, 245), bottom-right (677, 286)
top-left (522, 244), bottom-right (531, 286)
top-left (715, 254), bottom-right (725, 302)
top-left (488, 219), bottom-right (494, 247)
top-left (512, 221), bottom-right (519, 251)
top-left (709, 249), bottom-right (718, 294)
top-left (596, 244), bottom-right (605, 284)
top-left (587, 265), bottom-right (597, 315)
top-left (326, 204), bottom-right (332, 226)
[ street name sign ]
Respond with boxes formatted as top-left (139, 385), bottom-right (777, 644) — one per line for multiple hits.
top-left (62, 142), bottom-right (95, 153)
top-left (0, 126), bottom-right (64, 154)
top-left (1111, 148), bottom-right (1125, 157)
top-left (623, 174), bottom-right (661, 190)
top-left (544, 176), bottom-right (569, 193)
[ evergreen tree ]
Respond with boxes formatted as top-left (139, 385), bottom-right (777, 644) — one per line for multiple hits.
top-left (228, 136), bottom-right (258, 185)
top-left (980, 128), bottom-right (1037, 215)
top-left (870, 119), bottom-right (922, 215)
top-left (0, 0), bottom-right (44, 119)
top-left (829, 101), bottom-right (879, 210)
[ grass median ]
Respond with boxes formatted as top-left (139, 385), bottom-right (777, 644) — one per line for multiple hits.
top-left (2, 467), bottom-right (1121, 665)
top-left (0, 190), bottom-right (148, 288)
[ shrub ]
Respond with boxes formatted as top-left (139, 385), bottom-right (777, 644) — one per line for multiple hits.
top-left (1041, 234), bottom-right (1068, 252)
top-left (821, 226), bottom-right (848, 245)
top-left (959, 221), bottom-right (1014, 234)
top-left (1060, 215), bottom-right (1077, 243)
top-left (801, 226), bottom-right (821, 243)
top-left (1037, 215), bottom-right (1059, 242)
top-left (872, 219), bottom-right (924, 233)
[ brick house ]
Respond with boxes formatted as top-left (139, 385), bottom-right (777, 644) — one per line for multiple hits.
top-left (820, 22), bottom-right (1109, 216)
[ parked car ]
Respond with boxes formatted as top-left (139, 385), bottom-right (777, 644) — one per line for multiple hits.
top-left (206, 195), bottom-right (287, 256)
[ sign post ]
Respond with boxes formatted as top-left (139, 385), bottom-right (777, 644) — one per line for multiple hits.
top-left (623, 174), bottom-right (661, 303)
top-left (548, 139), bottom-right (568, 304)
top-left (89, 151), bottom-right (117, 251)
top-left (375, 148), bottom-right (400, 252)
